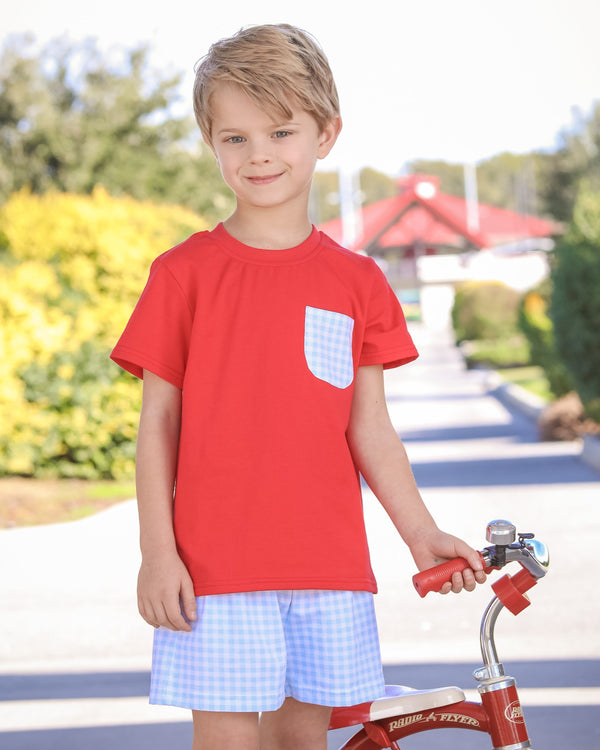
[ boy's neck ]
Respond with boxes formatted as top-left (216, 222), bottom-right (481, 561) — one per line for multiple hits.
top-left (223, 207), bottom-right (313, 250)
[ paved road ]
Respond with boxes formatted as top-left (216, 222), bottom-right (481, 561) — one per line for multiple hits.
top-left (1, 323), bottom-right (599, 749)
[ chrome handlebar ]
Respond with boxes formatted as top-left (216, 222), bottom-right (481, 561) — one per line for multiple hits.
top-left (476, 520), bottom-right (550, 681)
top-left (481, 519), bottom-right (549, 579)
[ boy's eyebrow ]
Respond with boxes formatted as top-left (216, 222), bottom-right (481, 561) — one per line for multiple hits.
top-left (215, 121), bottom-right (303, 136)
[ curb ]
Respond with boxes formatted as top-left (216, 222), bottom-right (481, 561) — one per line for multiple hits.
top-left (581, 434), bottom-right (600, 472)
top-left (482, 370), bottom-right (600, 474)
top-left (486, 373), bottom-right (546, 422)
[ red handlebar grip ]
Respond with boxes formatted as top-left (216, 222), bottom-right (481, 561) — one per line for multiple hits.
top-left (413, 552), bottom-right (484, 597)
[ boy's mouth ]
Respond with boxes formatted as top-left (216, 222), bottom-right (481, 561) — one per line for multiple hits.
top-left (246, 173), bottom-right (283, 185)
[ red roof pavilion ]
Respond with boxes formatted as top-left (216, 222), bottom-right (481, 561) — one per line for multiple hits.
top-left (318, 175), bottom-right (561, 256)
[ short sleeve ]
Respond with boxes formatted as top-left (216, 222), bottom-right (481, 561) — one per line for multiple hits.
top-left (359, 260), bottom-right (419, 369)
top-left (110, 259), bottom-right (193, 388)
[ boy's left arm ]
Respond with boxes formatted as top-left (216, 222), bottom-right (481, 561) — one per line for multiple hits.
top-left (346, 364), bottom-right (486, 594)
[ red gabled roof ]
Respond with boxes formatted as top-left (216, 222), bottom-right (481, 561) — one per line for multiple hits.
top-left (318, 175), bottom-right (561, 252)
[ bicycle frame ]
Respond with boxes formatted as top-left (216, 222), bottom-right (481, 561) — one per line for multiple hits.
top-left (337, 693), bottom-right (523, 748)
top-left (333, 607), bottom-right (531, 749)
top-left (329, 521), bottom-right (549, 750)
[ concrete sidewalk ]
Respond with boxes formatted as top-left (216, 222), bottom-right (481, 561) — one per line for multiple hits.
top-left (368, 324), bottom-right (600, 664)
top-left (1, 323), bottom-right (599, 743)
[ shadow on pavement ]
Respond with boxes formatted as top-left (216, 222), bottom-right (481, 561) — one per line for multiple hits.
top-left (2, 661), bottom-right (598, 749)
top-left (0, 722), bottom-right (193, 750)
top-left (0, 671), bottom-right (150, 701)
top-left (399, 423), bottom-right (535, 443)
top-left (3, 659), bottom-right (598, 701)
top-left (391, 386), bottom-right (600, 485)
top-left (410, 453), bottom-right (598, 487)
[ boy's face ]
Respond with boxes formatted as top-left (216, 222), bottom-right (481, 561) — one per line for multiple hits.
top-left (209, 83), bottom-right (340, 215)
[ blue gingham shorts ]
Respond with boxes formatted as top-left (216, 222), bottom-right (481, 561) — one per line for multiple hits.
top-left (149, 590), bottom-right (385, 712)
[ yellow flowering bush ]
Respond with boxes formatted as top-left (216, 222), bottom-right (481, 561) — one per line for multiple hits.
top-left (0, 188), bottom-right (205, 478)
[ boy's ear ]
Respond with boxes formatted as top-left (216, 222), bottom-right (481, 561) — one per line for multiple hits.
top-left (317, 116), bottom-right (342, 160)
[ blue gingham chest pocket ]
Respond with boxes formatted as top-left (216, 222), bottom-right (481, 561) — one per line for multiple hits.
top-left (304, 306), bottom-right (355, 388)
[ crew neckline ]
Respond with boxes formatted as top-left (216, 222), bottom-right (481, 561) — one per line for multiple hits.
top-left (212, 222), bottom-right (322, 265)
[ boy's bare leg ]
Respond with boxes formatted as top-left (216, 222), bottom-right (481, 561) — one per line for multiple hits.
top-left (192, 710), bottom-right (259, 750)
top-left (191, 698), bottom-right (330, 750)
top-left (259, 697), bottom-right (332, 750)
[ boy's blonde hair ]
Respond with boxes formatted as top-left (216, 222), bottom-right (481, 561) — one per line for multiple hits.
top-left (193, 24), bottom-right (340, 144)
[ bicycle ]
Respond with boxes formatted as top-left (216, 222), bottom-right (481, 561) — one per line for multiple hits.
top-left (328, 519), bottom-right (550, 749)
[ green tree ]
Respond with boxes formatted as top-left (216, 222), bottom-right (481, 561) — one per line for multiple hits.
top-left (0, 35), bottom-right (233, 223)
top-left (406, 159), bottom-right (465, 198)
top-left (311, 171), bottom-right (340, 224)
top-left (540, 102), bottom-right (600, 223)
top-left (478, 153), bottom-right (540, 215)
top-left (551, 182), bottom-right (600, 420)
top-left (408, 153), bottom-right (555, 217)
top-left (358, 167), bottom-right (397, 205)
top-left (311, 167), bottom-right (396, 224)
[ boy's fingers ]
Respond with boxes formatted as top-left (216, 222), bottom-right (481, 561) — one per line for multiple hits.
top-left (461, 568), bottom-right (477, 592)
top-left (451, 571), bottom-right (464, 594)
top-left (457, 543), bottom-right (483, 574)
top-left (162, 599), bottom-right (192, 632)
top-left (138, 597), bottom-right (158, 628)
top-left (181, 578), bottom-right (198, 623)
top-left (434, 544), bottom-right (486, 596)
top-left (475, 569), bottom-right (488, 584)
top-left (439, 567), bottom-right (485, 596)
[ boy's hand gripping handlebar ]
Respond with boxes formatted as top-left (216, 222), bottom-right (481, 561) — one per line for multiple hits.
top-left (412, 551), bottom-right (487, 597)
top-left (412, 520), bottom-right (549, 597)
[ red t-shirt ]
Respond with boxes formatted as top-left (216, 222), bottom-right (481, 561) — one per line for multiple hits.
top-left (111, 223), bottom-right (418, 595)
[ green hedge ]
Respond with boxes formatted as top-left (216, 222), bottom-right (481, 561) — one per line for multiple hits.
top-left (551, 183), bottom-right (600, 421)
top-left (452, 280), bottom-right (522, 343)
top-left (518, 280), bottom-right (572, 398)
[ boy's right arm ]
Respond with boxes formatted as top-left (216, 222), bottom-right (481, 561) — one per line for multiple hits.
top-left (135, 369), bottom-right (197, 631)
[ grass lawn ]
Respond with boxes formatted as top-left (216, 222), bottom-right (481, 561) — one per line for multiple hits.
top-left (497, 366), bottom-right (553, 402)
top-left (0, 478), bottom-right (135, 529)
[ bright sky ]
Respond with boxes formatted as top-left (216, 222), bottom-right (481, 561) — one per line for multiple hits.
top-left (3, 0), bottom-right (599, 175)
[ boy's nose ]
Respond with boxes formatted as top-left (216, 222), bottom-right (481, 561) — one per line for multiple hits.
top-left (248, 139), bottom-right (273, 164)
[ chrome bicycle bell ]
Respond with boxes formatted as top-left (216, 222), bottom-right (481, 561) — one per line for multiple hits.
top-left (486, 519), bottom-right (516, 546)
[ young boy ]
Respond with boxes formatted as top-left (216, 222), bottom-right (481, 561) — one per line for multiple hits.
top-left (111, 23), bottom-right (485, 750)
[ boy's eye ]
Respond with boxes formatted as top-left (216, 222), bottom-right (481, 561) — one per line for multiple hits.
top-left (226, 136), bottom-right (245, 144)
top-left (273, 130), bottom-right (291, 139)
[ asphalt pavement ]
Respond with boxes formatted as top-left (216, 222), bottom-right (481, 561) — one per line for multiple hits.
top-left (1, 322), bottom-right (599, 749)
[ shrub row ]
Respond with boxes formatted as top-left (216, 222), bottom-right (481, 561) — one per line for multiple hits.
top-left (452, 183), bottom-right (600, 421)
top-left (0, 188), bottom-right (204, 478)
